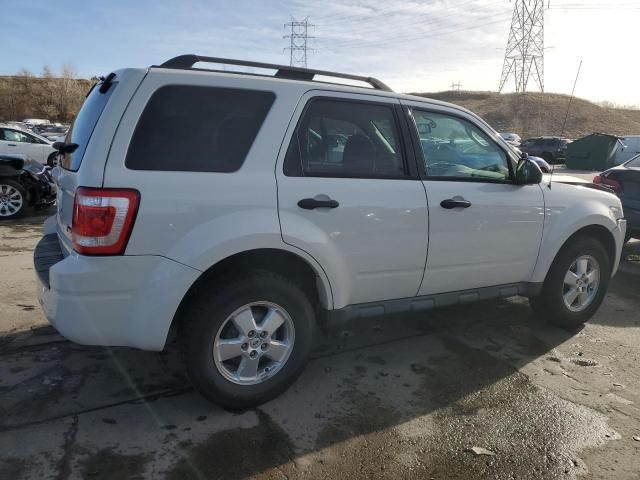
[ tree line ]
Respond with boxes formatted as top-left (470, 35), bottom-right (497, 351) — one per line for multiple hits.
top-left (0, 66), bottom-right (92, 123)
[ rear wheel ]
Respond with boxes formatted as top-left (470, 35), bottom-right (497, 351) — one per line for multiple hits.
top-left (530, 237), bottom-right (610, 328)
top-left (179, 270), bottom-right (315, 407)
top-left (0, 179), bottom-right (27, 219)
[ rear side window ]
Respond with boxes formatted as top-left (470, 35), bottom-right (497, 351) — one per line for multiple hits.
top-left (126, 85), bottom-right (275, 172)
top-left (61, 82), bottom-right (115, 171)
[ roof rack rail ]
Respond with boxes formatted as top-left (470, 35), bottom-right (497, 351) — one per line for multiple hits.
top-left (157, 54), bottom-right (393, 92)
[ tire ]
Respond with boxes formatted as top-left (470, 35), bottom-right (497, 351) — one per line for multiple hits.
top-left (624, 231), bottom-right (633, 244)
top-left (0, 179), bottom-right (27, 219)
top-left (179, 270), bottom-right (316, 408)
top-left (530, 237), bottom-right (610, 329)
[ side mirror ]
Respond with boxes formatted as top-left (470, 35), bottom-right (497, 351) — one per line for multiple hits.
top-left (53, 142), bottom-right (79, 154)
top-left (515, 155), bottom-right (543, 185)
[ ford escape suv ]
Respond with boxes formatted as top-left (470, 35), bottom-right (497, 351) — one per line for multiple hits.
top-left (35, 55), bottom-right (627, 407)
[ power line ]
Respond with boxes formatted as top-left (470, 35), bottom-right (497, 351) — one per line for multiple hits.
top-left (321, 0), bottom-right (505, 41)
top-left (327, 13), bottom-right (511, 50)
top-left (284, 17), bottom-right (314, 67)
top-left (317, 0), bottom-right (485, 29)
top-left (498, 0), bottom-right (546, 94)
top-left (313, 4), bottom-right (404, 24)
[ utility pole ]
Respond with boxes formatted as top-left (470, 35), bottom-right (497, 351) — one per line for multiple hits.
top-left (284, 17), bottom-right (314, 68)
top-left (450, 81), bottom-right (462, 93)
top-left (498, 0), bottom-right (546, 93)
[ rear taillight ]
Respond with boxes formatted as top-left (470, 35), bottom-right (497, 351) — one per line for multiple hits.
top-left (72, 187), bottom-right (139, 255)
top-left (593, 175), bottom-right (622, 194)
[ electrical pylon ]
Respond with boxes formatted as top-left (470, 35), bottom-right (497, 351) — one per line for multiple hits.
top-left (284, 17), bottom-right (313, 67)
top-left (498, 0), bottom-right (546, 93)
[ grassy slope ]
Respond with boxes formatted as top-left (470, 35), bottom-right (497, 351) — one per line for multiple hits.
top-left (408, 91), bottom-right (640, 140)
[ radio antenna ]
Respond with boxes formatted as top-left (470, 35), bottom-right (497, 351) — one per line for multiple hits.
top-left (549, 59), bottom-right (582, 189)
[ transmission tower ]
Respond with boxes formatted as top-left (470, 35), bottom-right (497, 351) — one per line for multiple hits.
top-left (498, 0), bottom-right (546, 93)
top-left (284, 17), bottom-right (314, 67)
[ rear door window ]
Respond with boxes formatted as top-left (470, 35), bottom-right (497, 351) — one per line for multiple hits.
top-left (61, 81), bottom-right (115, 171)
top-left (126, 85), bottom-right (275, 172)
top-left (284, 98), bottom-right (407, 178)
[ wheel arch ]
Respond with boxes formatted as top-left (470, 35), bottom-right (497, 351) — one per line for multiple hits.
top-left (169, 247), bottom-right (333, 341)
top-left (534, 223), bottom-right (616, 285)
top-left (567, 225), bottom-right (617, 269)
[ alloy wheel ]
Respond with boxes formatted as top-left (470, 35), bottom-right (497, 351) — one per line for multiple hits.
top-left (213, 301), bottom-right (295, 385)
top-left (563, 255), bottom-right (600, 312)
top-left (0, 184), bottom-right (24, 217)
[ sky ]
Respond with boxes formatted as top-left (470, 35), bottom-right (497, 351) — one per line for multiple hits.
top-left (2, 0), bottom-right (639, 106)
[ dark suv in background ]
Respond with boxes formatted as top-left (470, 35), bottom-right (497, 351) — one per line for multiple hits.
top-left (520, 137), bottom-right (572, 164)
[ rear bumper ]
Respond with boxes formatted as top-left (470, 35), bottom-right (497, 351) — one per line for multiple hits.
top-left (34, 234), bottom-right (201, 351)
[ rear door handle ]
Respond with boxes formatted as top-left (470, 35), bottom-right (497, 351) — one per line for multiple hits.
top-left (440, 198), bottom-right (472, 209)
top-left (7, 143), bottom-right (16, 147)
top-left (297, 198), bottom-right (340, 210)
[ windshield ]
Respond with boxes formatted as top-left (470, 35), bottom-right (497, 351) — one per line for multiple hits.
top-left (60, 79), bottom-right (115, 171)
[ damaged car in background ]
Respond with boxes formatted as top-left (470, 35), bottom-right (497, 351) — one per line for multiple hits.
top-left (0, 154), bottom-right (55, 219)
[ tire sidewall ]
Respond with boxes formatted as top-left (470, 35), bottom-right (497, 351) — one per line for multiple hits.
top-left (182, 272), bottom-right (315, 407)
top-left (542, 237), bottom-right (610, 326)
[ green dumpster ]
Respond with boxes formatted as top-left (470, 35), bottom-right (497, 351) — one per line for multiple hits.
top-left (566, 133), bottom-right (625, 171)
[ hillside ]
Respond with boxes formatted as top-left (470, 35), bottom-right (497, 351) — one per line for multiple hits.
top-left (0, 73), bottom-right (90, 123)
top-left (409, 91), bottom-right (640, 140)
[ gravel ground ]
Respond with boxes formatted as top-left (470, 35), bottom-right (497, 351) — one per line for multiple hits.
top-left (1, 212), bottom-right (639, 480)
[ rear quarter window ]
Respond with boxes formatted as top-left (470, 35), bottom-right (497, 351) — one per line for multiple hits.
top-left (125, 85), bottom-right (275, 172)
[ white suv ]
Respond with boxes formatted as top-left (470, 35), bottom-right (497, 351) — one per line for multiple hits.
top-left (35, 55), bottom-right (627, 407)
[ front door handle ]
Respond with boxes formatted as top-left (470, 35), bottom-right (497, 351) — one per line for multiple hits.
top-left (7, 144), bottom-right (16, 147)
top-left (298, 198), bottom-right (340, 210)
top-left (440, 198), bottom-right (471, 209)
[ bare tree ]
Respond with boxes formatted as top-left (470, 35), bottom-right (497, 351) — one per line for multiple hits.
top-left (0, 65), bottom-right (91, 123)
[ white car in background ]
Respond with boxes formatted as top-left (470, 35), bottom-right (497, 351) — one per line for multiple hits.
top-left (22, 118), bottom-right (50, 126)
top-left (500, 132), bottom-right (522, 147)
top-left (0, 124), bottom-right (58, 165)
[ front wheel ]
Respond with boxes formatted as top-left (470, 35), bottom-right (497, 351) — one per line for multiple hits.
top-left (530, 237), bottom-right (610, 328)
top-left (179, 270), bottom-right (315, 407)
top-left (0, 179), bottom-right (27, 219)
